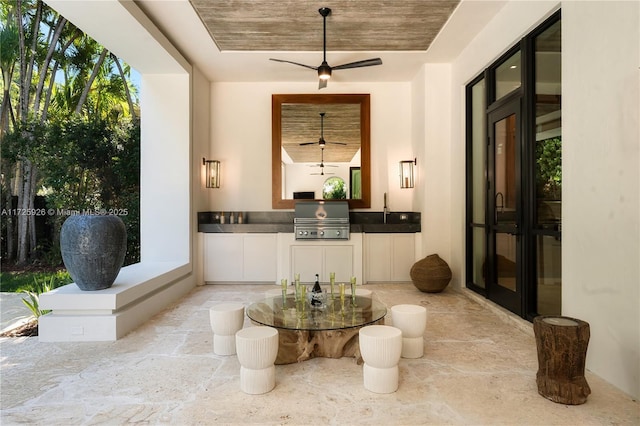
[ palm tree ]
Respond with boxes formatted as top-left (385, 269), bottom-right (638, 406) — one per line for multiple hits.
top-left (0, 0), bottom-right (138, 264)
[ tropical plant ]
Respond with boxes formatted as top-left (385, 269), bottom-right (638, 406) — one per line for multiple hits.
top-left (536, 136), bottom-right (562, 200)
top-left (322, 177), bottom-right (347, 199)
top-left (21, 275), bottom-right (55, 318)
top-left (0, 0), bottom-right (139, 265)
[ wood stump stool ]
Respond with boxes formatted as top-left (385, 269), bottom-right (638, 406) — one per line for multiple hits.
top-left (533, 316), bottom-right (591, 405)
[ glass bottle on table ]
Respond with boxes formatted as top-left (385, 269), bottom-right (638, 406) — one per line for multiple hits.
top-left (311, 273), bottom-right (323, 306)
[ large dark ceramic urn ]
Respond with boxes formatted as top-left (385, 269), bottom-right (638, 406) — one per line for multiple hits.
top-left (60, 215), bottom-right (127, 291)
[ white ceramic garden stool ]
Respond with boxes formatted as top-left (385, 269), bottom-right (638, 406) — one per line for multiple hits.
top-left (235, 326), bottom-right (279, 394)
top-left (390, 304), bottom-right (427, 358)
top-left (358, 325), bottom-right (402, 393)
top-left (209, 303), bottom-right (245, 356)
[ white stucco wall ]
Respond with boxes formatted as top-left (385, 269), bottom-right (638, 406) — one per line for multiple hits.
top-left (562, 1), bottom-right (640, 399)
top-left (448, 0), bottom-right (639, 399)
top-left (209, 82), bottom-right (414, 212)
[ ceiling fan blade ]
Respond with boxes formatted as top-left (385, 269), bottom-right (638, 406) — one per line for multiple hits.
top-left (333, 58), bottom-right (383, 70)
top-left (318, 78), bottom-right (328, 89)
top-left (269, 58), bottom-right (317, 70)
top-left (326, 141), bottom-right (347, 146)
top-left (309, 164), bottom-right (338, 168)
top-left (299, 142), bottom-right (317, 146)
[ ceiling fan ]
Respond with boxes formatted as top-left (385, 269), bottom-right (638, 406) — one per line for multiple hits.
top-left (310, 147), bottom-right (338, 169)
top-left (300, 112), bottom-right (346, 147)
top-left (270, 7), bottom-right (383, 89)
top-left (311, 166), bottom-right (335, 176)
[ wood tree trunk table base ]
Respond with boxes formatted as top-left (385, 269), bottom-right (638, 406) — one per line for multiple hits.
top-left (273, 319), bottom-right (383, 365)
top-left (533, 315), bottom-right (591, 405)
top-left (246, 294), bottom-right (388, 365)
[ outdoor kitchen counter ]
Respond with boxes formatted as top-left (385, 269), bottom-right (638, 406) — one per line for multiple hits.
top-left (197, 211), bottom-right (421, 233)
top-left (197, 223), bottom-right (420, 233)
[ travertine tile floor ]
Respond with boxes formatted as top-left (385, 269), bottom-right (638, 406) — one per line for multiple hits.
top-left (1, 283), bottom-right (638, 425)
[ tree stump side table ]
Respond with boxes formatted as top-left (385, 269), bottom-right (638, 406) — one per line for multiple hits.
top-left (533, 316), bottom-right (591, 405)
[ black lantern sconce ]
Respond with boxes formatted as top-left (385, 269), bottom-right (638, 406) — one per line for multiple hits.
top-left (399, 158), bottom-right (416, 189)
top-left (203, 158), bottom-right (220, 188)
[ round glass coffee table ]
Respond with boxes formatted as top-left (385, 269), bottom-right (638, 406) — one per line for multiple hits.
top-left (247, 292), bottom-right (387, 364)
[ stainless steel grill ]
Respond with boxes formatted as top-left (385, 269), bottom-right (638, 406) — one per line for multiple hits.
top-left (294, 201), bottom-right (350, 240)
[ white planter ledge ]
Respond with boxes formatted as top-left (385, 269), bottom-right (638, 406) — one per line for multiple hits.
top-left (39, 261), bottom-right (194, 342)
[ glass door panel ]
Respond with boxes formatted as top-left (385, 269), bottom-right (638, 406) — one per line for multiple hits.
top-left (467, 77), bottom-right (487, 290)
top-left (495, 50), bottom-right (521, 101)
top-left (536, 234), bottom-right (562, 315)
top-left (488, 101), bottom-right (521, 315)
top-left (533, 18), bottom-right (562, 316)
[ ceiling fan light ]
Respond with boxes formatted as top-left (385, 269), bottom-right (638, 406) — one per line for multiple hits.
top-left (318, 62), bottom-right (332, 79)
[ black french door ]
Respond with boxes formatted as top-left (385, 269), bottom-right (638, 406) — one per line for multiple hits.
top-left (487, 97), bottom-right (522, 315)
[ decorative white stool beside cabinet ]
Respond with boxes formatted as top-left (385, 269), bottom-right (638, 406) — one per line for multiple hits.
top-left (209, 303), bottom-right (245, 356)
top-left (390, 304), bottom-right (427, 358)
top-left (235, 326), bottom-right (279, 394)
top-left (359, 325), bottom-right (402, 393)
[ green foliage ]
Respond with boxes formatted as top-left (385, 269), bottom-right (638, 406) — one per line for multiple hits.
top-left (536, 137), bottom-right (562, 200)
top-left (1, 0), bottom-right (140, 264)
top-left (21, 276), bottom-right (57, 319)
top-left (1, 117), bottom-right (141, 264)
top-left (322, 177), bottom-right (347, 199)
top-left (0, 269), bottom-right (71, 293)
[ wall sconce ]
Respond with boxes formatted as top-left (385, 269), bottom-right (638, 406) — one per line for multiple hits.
top-left (203, 158), bottom-right (220, 188)
top-left (399, 158), bottom-right (416, 189)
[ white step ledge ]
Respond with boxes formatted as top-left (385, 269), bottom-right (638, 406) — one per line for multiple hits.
top-left (39, 262), bottom-right (194, 342)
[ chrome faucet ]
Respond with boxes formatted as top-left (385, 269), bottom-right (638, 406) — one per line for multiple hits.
top-left (383, 192), bottom-right (390, 224)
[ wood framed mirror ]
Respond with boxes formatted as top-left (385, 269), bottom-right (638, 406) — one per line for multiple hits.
top-left (272, 94), bottom-right (370, 209)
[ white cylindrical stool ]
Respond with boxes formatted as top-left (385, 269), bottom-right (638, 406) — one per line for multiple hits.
top-left (209, 303), bottom-right (245, 356)
top-left (235, 326), bottom-right (279, 394)
top-left (390, 304), bottom-right (427, 358)
top-left (359, 325), bottom-right (402, 393)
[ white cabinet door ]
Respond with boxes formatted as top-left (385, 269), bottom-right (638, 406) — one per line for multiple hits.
top-left (291, 246), bottom-right (323, 283)
top-left (391, 234), bottom-right (415, 281)
top-left (243, 234), bottom-right (277, 282)
top-left (324, 246), bottom-right (354, 282)
top-left (291, 245), bottom-right (354, 283)
top-left (204, 233), bottom-right (277, 282)
top-left (365, 234), bottom-right (416, 282)
top-left (365, 234), bottom-right (392, 282)
top-left (204, 234), bottom-right (243, 281)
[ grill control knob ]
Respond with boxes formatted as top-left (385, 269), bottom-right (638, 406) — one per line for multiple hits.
top-left (304, 231), bottom-right (308, 236)
top-left (336, 231), bottom-right (341, 236)
top-left (320, 231), bottom-right (325, 236)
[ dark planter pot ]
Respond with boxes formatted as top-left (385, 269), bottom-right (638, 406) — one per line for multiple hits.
top-left (60, 215), bottom-right (127, 291)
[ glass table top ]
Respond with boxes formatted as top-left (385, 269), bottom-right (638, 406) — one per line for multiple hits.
top-left (246, 293), bottom-right (387, 331)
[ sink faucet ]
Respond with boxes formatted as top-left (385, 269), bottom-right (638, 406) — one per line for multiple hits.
top-left (383, 192), bottom-right (390, 224)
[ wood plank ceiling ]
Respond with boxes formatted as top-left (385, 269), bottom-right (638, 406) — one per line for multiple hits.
top-left (189, 0), bottom-right (460, 162)
top-left (190, 0), bottom-right (460, 52)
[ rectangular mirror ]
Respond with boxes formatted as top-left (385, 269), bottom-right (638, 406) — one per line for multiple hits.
top-left (272, 94), bottom-right (371, 209)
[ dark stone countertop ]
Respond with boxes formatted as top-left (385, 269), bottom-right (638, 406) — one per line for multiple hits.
top-left (197, 211), bottom-right (421, 234)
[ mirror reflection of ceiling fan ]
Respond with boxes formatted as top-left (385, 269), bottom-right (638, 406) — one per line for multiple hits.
top-left (311, 167), bottom-right (334, 176)
top-left (270, 7), bottom-right (383, 89)
top-left (300, 112), bottom-right (346, 147)
top-left (310, 147), bottom-right (337, 175)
